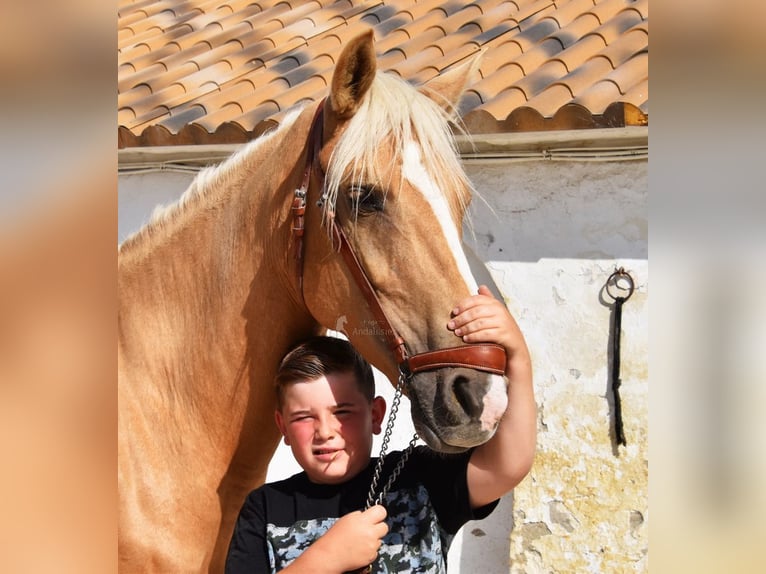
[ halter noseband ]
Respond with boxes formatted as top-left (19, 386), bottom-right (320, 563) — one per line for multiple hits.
top-left (292, 100), bottom-right (507, 377)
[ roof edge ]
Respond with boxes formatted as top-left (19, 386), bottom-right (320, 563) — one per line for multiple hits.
top-left (118, 127), bottom-right (648, 170)
top-left (456, 126), bottom-right (647, 158)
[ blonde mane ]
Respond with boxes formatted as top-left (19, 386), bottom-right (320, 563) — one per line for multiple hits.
top-left (118, 108), bottom-right (302, 256)
top-left (323, 71), bottom-right (474, 226)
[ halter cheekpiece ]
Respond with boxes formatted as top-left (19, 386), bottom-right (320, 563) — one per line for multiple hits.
top-left (292, 99), bottom-right (507, 378)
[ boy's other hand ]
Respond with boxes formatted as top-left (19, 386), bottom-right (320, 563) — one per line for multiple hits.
top-left (321, 505), bottom-right (388, 572)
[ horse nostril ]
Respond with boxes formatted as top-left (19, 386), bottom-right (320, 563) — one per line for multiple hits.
top-left (453, 375), bottom-right (482, 420)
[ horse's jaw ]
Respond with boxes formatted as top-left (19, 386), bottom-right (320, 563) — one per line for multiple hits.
top-left (407, 369), bottom-right (509, 453)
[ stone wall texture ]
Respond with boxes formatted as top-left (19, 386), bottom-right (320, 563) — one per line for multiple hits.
top-left (461, 159), bottom-right (648, 573)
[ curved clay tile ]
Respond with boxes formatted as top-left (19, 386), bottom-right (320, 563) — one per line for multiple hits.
top-left (212, 121), bottom-right (253, 144)
top-left (596, 26), bottom-right (648, 69)
top-left (131, 104), bottom-right (172, 132)
top-left (120, 46), bottom-right (207, 92)
top-left (120, 6), bottom-right (178, 39)
top-left (602, 101), bottom-right (647, 127)
top-left (557, 55), bottom-right (615, 94)
top-left (483, 86), bottom-right (529, 118)
top-left (120, 22), bottom-right (193, 55)
top-left (473, 61), bottom-right (526, 106)
top-left (588, 0), bottom-right (633, 25)
top-left (549, 102), bottom-right (597, 129)
top-left (463, 108), bottom-right (505, 134)
top-left (460, 88), bottom-right (487, 115)
top-left (511, 58), bottom-right (569, 98)
top-left (424, 43), bottom-right (483, 78)
top-left (231, 101), bottom-right (282, 134)
top-left (512, 36), bottom-right (566, 74)
top-left (522, 83), bottom-right (575, 117)
top-left (175, 122), bottom-right (220, 145)
top-left (160, 104), bottom-right (209, 132)
top-left (504, 106), bottom-right (547, 131)
top-left (588, 8), bottom-right (644, 45)
top-left (630, 0), bottom-right (649, 19)
top-left (599, 50), bottom-right (647, 95)
top-left (620, 77), bottom-right (648, 110)
top-left (512, 18), bottom-right (561, 51)
top-left (118, 125), bottom-right (139, 149)
top-left (480, 39), bottom-right (525, 76)
top-left (140, 124), bottom-right (174, 147)
top-left (544, 0), bottom-right (598, 29)
top-left (548, 12), bottom-right (601, 49)
top-left (572, 79), bottom-right (623, 115)
top-left (120, 83), bottom-right (154, 107)
top-left (118, 0), bottom-right (648, 145)
top-left (463, 1), bottom-right (519, 34)
top-left (553, 34), bottom-right (607, 72)
top-left (193, 100), bottom-right (249, 132)
top-left (118, 106), bottom-right (137, 126)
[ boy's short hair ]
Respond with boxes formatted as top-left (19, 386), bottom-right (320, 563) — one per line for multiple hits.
top-left (275, 336), bottom-right (375, 409)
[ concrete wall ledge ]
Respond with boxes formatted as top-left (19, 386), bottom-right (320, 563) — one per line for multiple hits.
top-left (118, 127), bottom-right (648, 171)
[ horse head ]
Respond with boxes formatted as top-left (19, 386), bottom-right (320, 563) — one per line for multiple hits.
top-left (301, 30), bottom-right (508, 453)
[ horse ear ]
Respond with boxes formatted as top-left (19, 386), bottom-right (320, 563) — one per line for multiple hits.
top-left (329, 29), bottom-right (377, 118)
top-left (419, 52), bottom-right (484, 113)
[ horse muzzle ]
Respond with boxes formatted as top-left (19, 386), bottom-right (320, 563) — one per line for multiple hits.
top-left (408, 365), bottom-right (509, 452)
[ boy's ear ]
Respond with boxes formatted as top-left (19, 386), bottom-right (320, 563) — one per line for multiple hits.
top-left (371, 396), bottom-right (386, 435)
top-left (274, 410), bottom-right (290, 445)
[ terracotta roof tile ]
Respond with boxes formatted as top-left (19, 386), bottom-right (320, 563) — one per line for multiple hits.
top-left (118, 0), bottom-right (649, 147)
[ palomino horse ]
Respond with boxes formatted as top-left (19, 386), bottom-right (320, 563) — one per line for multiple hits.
top-left (118, 30), bottom-right (509, 573)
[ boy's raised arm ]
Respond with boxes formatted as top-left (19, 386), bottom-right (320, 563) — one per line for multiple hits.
top-left (447, 285), bottom-right (537, 509)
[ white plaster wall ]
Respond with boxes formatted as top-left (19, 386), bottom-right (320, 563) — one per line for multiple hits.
top-left (118, 170), bottom-right (198, 243)
top-left (118, 155), bottom-right (648, 573)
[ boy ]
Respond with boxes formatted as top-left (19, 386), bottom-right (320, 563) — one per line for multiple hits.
top-left (225, 286), bottom-right (536, 573)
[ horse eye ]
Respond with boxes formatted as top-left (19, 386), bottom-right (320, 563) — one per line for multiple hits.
top-left (349, 184), bottom-right (384, 215)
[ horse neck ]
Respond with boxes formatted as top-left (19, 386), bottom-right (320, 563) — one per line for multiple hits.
top-left (118, 108), bottom-right (320, 460)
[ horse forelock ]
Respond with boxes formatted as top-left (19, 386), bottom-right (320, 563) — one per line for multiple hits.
top-left (323, 71), bottom-right (474, 229)
top-left (118, 107), bottom-right (303, 256)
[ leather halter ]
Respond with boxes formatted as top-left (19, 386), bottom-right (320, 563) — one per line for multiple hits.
top-left (292, 100), bottom-right (507, 377)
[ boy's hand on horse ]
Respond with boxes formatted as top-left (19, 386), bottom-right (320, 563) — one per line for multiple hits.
top-left (448, 284), bottom-right (528, 362)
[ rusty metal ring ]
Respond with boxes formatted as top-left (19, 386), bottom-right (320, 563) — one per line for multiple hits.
top-left (605, 267), bottom-right (635, 302)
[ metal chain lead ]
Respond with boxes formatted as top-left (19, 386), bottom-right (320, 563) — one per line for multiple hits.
top-left (365, 369), bottom-right (418, 509)
top-left (372, 434), bottom-right (418, 506)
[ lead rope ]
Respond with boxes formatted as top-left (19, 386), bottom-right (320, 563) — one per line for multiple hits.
top-left (364, 368), bottom-right (419, 509)
top-left (349, 370), bottom-right (418, 574)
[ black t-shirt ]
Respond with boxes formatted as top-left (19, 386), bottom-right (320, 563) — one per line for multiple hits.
top-left (225, 446), bottom-right (499, 573)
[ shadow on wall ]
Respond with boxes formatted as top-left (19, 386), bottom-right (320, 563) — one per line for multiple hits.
top-left (463, 160), bottom-right (648, 263)
top-left (454, 252), bottom-right (514, 571)
top-left (457, 494), bottom-right (515, 574)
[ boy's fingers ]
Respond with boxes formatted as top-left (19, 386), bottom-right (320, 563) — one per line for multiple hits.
top-left (448, 303), bottom-right (502, 331)
top-left (364, 504), bottom-right (387, 523)
top-left (451, 286), bottom-right (498, 317)
top-left (477, 284), bottom-right (493, 297)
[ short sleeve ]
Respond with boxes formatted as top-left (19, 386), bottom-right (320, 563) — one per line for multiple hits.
top-left (412, 446), bottom-right (500, 534)
top-left (224, 489), bottom-right (271, 574)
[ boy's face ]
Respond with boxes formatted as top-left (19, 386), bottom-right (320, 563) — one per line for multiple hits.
top-left (275, 371), bottom-right (386, 484)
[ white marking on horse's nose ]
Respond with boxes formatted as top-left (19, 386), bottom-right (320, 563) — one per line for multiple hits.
top-left (481, 374), bottom-right (509, 431)
top-left (401, 141), bottom-right (479, 294)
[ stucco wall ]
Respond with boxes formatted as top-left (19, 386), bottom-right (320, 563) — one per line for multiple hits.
top-left (459, 159), bottom-right (648, 573)
top-left (118, 153), bottom-right (648, 572)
